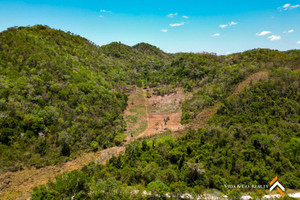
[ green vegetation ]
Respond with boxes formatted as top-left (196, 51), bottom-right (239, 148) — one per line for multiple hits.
top-left (0, 25), bottom-right (299, 199)
top-left (178, 50), bottom-right (297, 123)
top-left (152, 86), bottom-right (176, 96)
top-left (0, 25), bottom-right (133, 171)
top-left (127, 115), bottom-right (138, 124)
top-left (0, 25), bottom-right (176, 171)
top-left (124, 87), bottom-right (148, 137)
top-left (31, 68), bottom-right (300, 199)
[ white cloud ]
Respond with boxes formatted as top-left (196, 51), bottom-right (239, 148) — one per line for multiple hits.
top-left (219, 21), bottom-right (238, 28)
top-left (268, 35), bottom-right (281, 41)
top-left (169, 22), bottom-right (185, 27)
top-left (283, 3), bottom-right (291, 9)
top-left (100, 9), bottom-right (111, 13)
top-left (212, 33), bottom-right (220, 37)
top-left (168, 13), bottom-right (178, 18)
top-left (256, 31), bottom-right (271, 36)
top-left (297, 41), bottom-right (300, 44)
top-left (288, 29), bottom-right (294, 33)
top-left (229, 21), bottom-right (238, 26)
top-left (99, 9), bottom-right (111, 18)
top-left (182, 16), bottom-right (189, 19)
top-left (291, 4), bottom-right (300, 8)
top-left (280, 3), bottom-right (300, 10)
top-left (219, 24), bottom-right (228, 28)
top-left (160, 29), bottom-right (168, 32)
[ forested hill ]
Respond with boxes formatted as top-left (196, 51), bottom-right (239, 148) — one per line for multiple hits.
top-left (0, 25), bottom-right (123, 171)
top-left (0, 25), bottom-right (172, 171)
top-left (0, 25), bottom-right (299, 175)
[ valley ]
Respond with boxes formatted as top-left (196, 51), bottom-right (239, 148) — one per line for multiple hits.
top-left (0, 25), bottom-right (299, 199)
top-left (0, 71), bottom-right (284, 200)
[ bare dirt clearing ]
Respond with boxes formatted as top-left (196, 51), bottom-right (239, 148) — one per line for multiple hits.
top-left (137, 88), bottom-right (192, 138)
top-left (148, 88), bottom-right (191, 114)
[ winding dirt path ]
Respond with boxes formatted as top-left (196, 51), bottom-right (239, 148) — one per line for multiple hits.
top-left (175, 71), bottom-right (269, 135)
top-left (229, 71), bottom-right (268, 98)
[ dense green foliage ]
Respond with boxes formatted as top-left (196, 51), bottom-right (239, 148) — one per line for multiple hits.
top-left (179, 49), bottom-right (297, 123)
top-left (31, 69), bottom-right (300, 199)
top-left (130, 48), bottom-right (298, 124)
top-left (0, 25), bottom-right (299, 199)
top-left (0, 25), bottom-right (134, 171)
top-left (0, 25), bottom-right (179, 171)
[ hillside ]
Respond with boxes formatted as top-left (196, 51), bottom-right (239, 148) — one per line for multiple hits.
top-left (0, 25), bottom-right (299, 199)
top-left (30, 68), bottom-right (300, 200)
top-left (0, 25), bottom-right (131, 171)
top-left (0, 25), bottom-right (170, 172)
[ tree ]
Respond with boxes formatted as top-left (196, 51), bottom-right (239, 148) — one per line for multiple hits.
top-left (59, 131), bottom-right (71, 156)
top-left (90, 141), bottom-right (99, 152)
top-left (147, 181), bottom-right (169, 199)
top-left (31, 185), bottom-right (55, 200)
top-left (170, 182), bottom-right (187, 199)
top-left (287, 138), bottom-right (300, 162)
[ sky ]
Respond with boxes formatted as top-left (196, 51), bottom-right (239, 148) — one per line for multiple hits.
top-left (0, 0), bottom-right (300, 54)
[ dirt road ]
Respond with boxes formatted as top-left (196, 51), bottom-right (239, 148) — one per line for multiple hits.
top-left (0, 146), bottom-right (125, 200)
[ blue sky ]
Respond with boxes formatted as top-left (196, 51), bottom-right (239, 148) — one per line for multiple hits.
top-left (0, 0), bottom-right (299, 54)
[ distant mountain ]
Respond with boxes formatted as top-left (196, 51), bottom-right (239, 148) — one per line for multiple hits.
top-left (132, 42), bottom-right (171, 59)
top-left (101, 42), bottom-right (137, 58)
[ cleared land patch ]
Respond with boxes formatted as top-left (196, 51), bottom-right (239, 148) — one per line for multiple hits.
top-left (138, 88), bottom-right (192, 138)
top-left (123, 87), bottom-right (148, 141)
